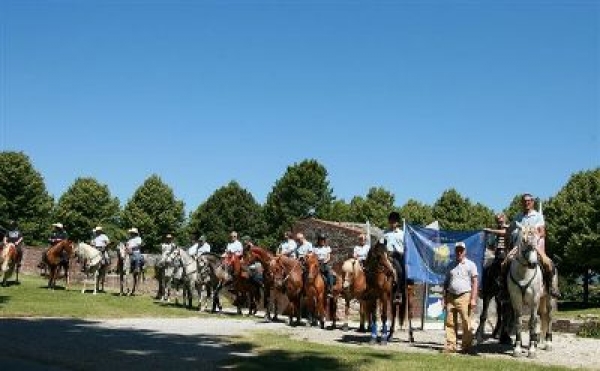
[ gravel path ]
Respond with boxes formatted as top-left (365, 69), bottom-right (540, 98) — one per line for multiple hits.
top-left (2, 312), bottom-right (599, 370)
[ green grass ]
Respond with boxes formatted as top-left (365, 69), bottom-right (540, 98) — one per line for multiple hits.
top-left (224, 332), bottom-right (570, 371)
top-left (555, 307), bottom-right (600, 319)
top-left (0, 274), bottom-right (207, 318)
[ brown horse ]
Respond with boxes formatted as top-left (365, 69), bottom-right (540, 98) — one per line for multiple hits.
top-left (364, 239), bottom-right (394, 345)
top-left (44, 240), bottom-right (74, 290)
top-left (247, 246), bottom-right (278, 320)
top-left (304, 253), bottom-right (326, 329)
top-left (227, 253), bottom-right (261, 316)
top-left (0, 243), bottom-right (19, 286)
top-left (270, 255), bottom-right (304, 326)
top-left (341, 258), bottom-right (368, 332)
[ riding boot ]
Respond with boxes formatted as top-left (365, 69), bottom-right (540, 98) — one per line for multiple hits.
top-left (544, 268), bottom-right (561, 298)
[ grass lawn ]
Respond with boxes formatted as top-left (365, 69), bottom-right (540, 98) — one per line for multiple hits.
top-left (223, 332), bottom-right (570, 371)
top-left (555, 302), bottom-right (600, 319)
top-left (0, 274), bottom-right (207, 318)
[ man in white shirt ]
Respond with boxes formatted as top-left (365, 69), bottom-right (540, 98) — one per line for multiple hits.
top-left (225, 231), bottom-right (243, 257)
top-left (92, 226), bottom-right (111, 266)
top-left (126, 228), bottom-right (144, 271)
top-left (279, 231), bottom-right (297, 258)
top-left (197, 235), bottom-right (211, 255)
top-left (294, 233), bottom-right (313, 260)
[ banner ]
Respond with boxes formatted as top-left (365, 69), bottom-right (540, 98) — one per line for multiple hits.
top-left (404, 224), bottom-right (485, 285)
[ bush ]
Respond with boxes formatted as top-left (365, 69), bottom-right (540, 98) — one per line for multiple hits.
top-left (577, 321), bottom-right (600, 339)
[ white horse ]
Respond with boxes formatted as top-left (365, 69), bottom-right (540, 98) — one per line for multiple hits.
top-left (73, 242), bottom-right (107, 295)
top-left (508, 223), bottom-right (555, 358)
top-left (116, 243), bottom-right (131, 296)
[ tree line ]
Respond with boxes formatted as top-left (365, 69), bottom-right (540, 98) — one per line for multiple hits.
top-left (1, 151), bottom-right (598, 286)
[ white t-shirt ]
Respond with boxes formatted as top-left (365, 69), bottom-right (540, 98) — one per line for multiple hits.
top-left (296, 241), bottom-right (313, 258)
top-left (127, 236), bottom-right (143, 251)
top-left (197, 242), bottom-right (211, 254)
top-left (384, 228), bottom-right (404, 254)
top-left (280, 239), bottom-right (297, 257)
top-left (314, 245), bottom-right (331, 262)
top-left (188, 243), bottom-right (199, 256)
top-left (226, 240), bottom-right (243, 255)
top-left (92, 234), bottom-right (110, 248)
top-left (353, 244), bottom-right (370, 261)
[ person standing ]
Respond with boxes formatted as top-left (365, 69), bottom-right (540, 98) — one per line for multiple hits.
top-left (442, 242), bottom-right (478, 354)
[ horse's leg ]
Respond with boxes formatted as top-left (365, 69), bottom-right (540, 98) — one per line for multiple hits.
top-left (513, 301), bottom-right (523, 357)
top-left (381, 295), bottom-right (389, 346)
top-left (528, 302), bottom-right (539, 358)
top-left (476, 292), bottom-right (491, 344)
top-left (491, 294), bottom-right (502, 338)
top-left (544, 296), bottom-right (554, 351)
top-left (369, 300), bottom-right (378, 344)
top-left (342, 295), bottom-right (350, 331)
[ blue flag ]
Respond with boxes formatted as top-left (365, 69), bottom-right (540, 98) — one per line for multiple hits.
top-left (404, 224), bottom-right (485, 285)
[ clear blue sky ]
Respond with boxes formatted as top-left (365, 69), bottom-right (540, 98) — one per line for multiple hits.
top-left (1, 1), bottom-right (598, 214)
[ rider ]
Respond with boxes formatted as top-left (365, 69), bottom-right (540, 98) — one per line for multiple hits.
top-left (502, 193), bottom-right (560, 298)
top-left (225, 231), bottom-right (243, 258)
top-left (353, 233), bottom-right (370, 268)
top-left (484, 213), bottom-right (509, 260)
top-left (242, 236), bottom-right (263, 287)
top-left (384, 211), bottom-right (404, 292)
top-left (83, 226), bottom-right (111, 272)
top-left (279, 231), bottom-right (297, 258)
top-left (39, 223), bottom-right (69, 268)
top-left (314, 233), bottom-right (334, 297)
top-left (294, 233), bottom-right (313, 261)
top-left (126, 228), bottom-right (144, 273)
top-left (196, 235), bottom-right (211, 255)
top-left (3, 220), bottom-right (24, 267)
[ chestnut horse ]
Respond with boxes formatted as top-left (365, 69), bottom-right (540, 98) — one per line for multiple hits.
top-left (364, 239), bottom-right (394, 345)
top-left (270, 255), bottom-right (304, 326)
top-left (304, 253), bottom-right (326, 329)
top-left (0, 243), bottom-right (19, 286)
top-left (247, 246), bottom-right (277, 320)
top-left (341, 258), bottom-right (368, 332)
top-left (43, 240), bottom-right (74, 290)
top-left (227, 253), bottom-right (261, 316)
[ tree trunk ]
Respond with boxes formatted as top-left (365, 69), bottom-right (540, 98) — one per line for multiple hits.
top-left (583, 268), bottom-right (590, 305)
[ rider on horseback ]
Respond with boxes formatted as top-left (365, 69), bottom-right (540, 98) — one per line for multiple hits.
top-left (40, 223), bottom-right (68, 269)
top-left (3, 220), bottom-right (23, 267)
top-left (353, 233), bottom-right (370, 269)
top-left (242, 236), bottom-right (263, 288)
top-left (501, 194), bottom-right (560, 298)
top-left (314, 233), bottom-right (334, 297)
top-left (279, 231), bottom-right (297, 258)
top-left (83, 226), bottom-right (110, 272)
top-left (188, 234), bottom-right (210, 257)
top-left (126, 228), bottom-right (144, 272)
top-left (384, 212), bottom-right (404, 301)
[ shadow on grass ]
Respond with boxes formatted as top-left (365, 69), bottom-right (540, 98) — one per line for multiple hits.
top-left (0, 295), bottom-right (9, 305)
top-left (222, 347), bottom-right (346, 370)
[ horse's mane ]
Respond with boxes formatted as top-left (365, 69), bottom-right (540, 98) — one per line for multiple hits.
top-left (250, 246), bottom-right (272, 259)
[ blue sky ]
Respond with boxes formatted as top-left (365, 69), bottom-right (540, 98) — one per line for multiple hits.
top-left (1, 1), bottom-right (598, 214)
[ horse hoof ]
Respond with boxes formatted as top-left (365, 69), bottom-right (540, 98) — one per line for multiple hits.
top-left (342, 324), bottom-right (349, 332)
top-left (369, 338), bottom-right (377, 345)
top-left (513, 349), bottom-right (523, 358)
top-left (381, 339), bottom-right (388, 346)
top-left (528, 351), bottom-right (537, 359)
top-left (81, 290), bottom-right (85, 294)
top-left (545, 343), bottom-right (553, 351)
top-left (93, 292), bottom-right (97, 295)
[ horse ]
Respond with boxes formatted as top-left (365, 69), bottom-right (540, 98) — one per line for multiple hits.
top-left (363, 239), bottom-right (395, 345)
top-left (247, 246), bottom-right (278, 320)
top-left (73, 242), bottom-right (108, 295)
top-left (125, 245), bottom-right (144, 296)
top-left (508, 224), bottom-right (555, 358)
top-left (341, 258), bottom-right (368, 332)
top-left (43, 240), bottom-right (74, 290)
top-left (270, 255), bottom-right (304, 326)
top-left (198, 252), bottom-right (229, 313)
top-left (226, 253), bottom-right (261, 316)
top-left (195, 253), bottom-right (217, 312)
top-left (475, 246), bottom-right (512, 344)
top-left (116, 243), bottom-right (132, 296)
top-left (386, 250), bottom-right (415, 343)
top-left (0, 243), bottom-right (19, 286)
top-left (304, 253), bottom-right (326, 328)
top-left (165, 247), bottom-right (201, 309)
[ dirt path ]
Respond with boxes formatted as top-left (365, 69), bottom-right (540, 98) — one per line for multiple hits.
top-left (1, 313), bottom-right (598, 370)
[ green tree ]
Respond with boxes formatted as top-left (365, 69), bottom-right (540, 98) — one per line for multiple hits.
top-left (0, 151), bottom-right (54, 244)
top-left (188, 181), bottom-right (266, 252)
top-left (399, 199), bottom-right (434, 226)
top-left (432, 189), bottom-right (494, 230)
top-left (121, 175), bottom-right (185, 253)
top-left (264, 159), bottom-right (334, 240)
top-left (321, 199), bottom-right (352, 222)
top-left (348, 187), bottom-right (396, 228)
top-left (53, 178), bottom-right (121, 242)
top-left (545, 168), bottom-right (600, 303)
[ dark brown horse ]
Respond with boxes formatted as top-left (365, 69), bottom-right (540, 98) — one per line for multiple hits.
top-left (388, 251), bottom-right (415, 343)
top-left (228, 253), bottom-right (261, 316)
top-left (364, 240), bottom-right (394, 345)
top-left (304, 253), bottom-right (327, 328)
top-left (43, 240), bottom-right (74, 290)
top-left (247, 246), bottom-right (277, 320)
top-left (270, 255), bottom-right (304, 326)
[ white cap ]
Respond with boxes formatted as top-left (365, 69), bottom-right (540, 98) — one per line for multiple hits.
top-left (93, 226), bottom-right (103, 232)
top-left (128, 227), bottom-right (139, 234)
top-left (52, 223), bottom-right (64, 229)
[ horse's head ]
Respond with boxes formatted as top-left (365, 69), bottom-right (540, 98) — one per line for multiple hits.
top-left (341, 258), bottom-right (358, 289)
top-left (514, 223), bottom-right (540, 268)
top-left (305, 253), bottom-right (321, 281)
top-left (270, 256), bottom-right (287, 288)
